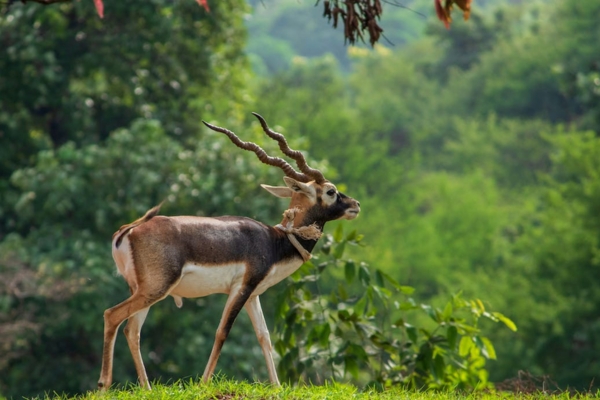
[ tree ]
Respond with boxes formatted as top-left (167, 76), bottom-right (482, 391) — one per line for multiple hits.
top-left (0, 0), bottom-right (248, 234)
top-left (0, 0), bottom-right (278, 397)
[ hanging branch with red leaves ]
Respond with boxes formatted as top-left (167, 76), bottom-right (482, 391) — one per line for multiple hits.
top-left (321, 0), bottom-right (384, 46)
top-left (435, 0), bottom-right (472, 29)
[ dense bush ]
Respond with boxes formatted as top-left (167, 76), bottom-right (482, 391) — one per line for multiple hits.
top-left (274, 226), bottom-right (516, 389)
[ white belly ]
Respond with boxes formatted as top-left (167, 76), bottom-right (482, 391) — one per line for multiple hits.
top-left (170, 263), bottom-right (246, 298)
top-left (169, 258), bottom-right (304, 299)
top-left (252, 258), bottom-right (304, 295)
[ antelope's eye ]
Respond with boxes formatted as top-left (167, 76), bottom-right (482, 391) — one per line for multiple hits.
top-left (327, 189), bottom-right (336, 196)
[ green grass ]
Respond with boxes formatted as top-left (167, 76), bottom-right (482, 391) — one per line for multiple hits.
top-left (33, 378), bottom-right (599, 400)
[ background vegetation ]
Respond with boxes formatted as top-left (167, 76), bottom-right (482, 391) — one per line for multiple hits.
top-left (1, 0), bottom-right (599, 398)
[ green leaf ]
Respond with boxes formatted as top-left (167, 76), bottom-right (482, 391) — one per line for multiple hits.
top-left (398, 299), bottom-right (418, 310)
top-left (373, 285), bottom-right (392, 299)
top-left (304, 309), bottom-right (313, 321)
top-left (399, 285), bottom-right (415, 295)
top-left (371, 270), bottom-right (415, 295)
top-left (346, 229), bottom-right (357, 241)
top-left (306, 326), bottom-right (319, 349)
top-left (350, 343), bottom-right (369, 360)
top-left (433, 354), bottom-right (445, 380)
top-left (418, 343), bottom-right (433, 369)
top-left (453, 321), bottom-right (480, 334)
top-left (344, 355), bottom-right (359, 378)
top-left (358, 264), bottom-right (371, 285)
top-left (344, 260), bottom-right (356, 283)
top-left (480, 336), bottom-right (497, 360)
top-left (441, 301), bottom-right (453, 320)
top-left (459, 336), bottom-right (473, 357)
top-left (492, 312), bottom-right (518, 331)
top-left (319, 323), bottom-right (332, 348)
top-left (452, 291), bottom-right (466, 308)
top-left (353, 294), bottom-right (369, 314)
top-left (476, 299), bottom-right (486, 312)
top-left (333, 240), bottom-right (346, 260)
top-left (297, 360), bottom-right (305, 375)
top-left (274, 340), bottom-right (287, 355)
top-left (338, 309), bottom-right (351, 321)
top-left (275, 296), bottom-right (290, 318)
top-left (420, 304), bottom-right (440, 322)
top-left (317, 261), bottom-right (328, 273)
top-left (478, 368), bottom-right (490, 385)
top-left (447, 326), bottom-right (458, 349)
top-left (278, 351), bottom-right (292, 372)
top-left (375, 269), bottom-right (385, 287)
top-left (333, 223), bottom-right (344, 243)
top-left (338, 282), bottom-right (348, 300)
top-left (285, 309), bottom-right (298, 325)
top-left (406, 326), bottom-right (418, 344)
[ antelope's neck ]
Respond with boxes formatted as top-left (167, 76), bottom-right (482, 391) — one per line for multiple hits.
top-left (278, 215), bottom-right (326, 255)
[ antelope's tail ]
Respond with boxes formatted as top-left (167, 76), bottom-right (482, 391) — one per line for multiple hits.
top-left (112, 203), bottom-right (163, 248)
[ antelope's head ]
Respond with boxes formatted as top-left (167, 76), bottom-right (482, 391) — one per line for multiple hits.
top-left (202, 113), bottom-right (360, 228)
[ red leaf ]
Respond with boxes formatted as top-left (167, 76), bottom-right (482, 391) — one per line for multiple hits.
top-left (435, 0), bottom-right (472, 29)
top-left (454, 0), bottom-right (472, 21)
top-left (195, 0), bottom-right (210, 12)
top-left (435, 0), bottom-right (450, 29)
top-left (94, 0), bottom-right (104, 19)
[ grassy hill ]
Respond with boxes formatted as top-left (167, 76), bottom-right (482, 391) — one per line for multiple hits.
top-left (29, 378), bottom-right (599, 400)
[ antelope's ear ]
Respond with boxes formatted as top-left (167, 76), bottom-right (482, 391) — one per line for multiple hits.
top-left (261, 184), bottom-right (293, 198)
top-left (283, 176), bottom-right (315, 196)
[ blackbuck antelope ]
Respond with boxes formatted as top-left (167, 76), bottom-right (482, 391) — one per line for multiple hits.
top-left (98, 113), bottom-right (360, 390)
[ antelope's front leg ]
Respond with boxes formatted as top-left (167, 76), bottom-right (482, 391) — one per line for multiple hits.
top-left (245, 295), bottom-right (280, 385)
top-left (202, 286), bottom-right (252, 382)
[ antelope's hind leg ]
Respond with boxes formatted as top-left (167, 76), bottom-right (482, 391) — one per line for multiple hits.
top-left (98, 293), bottom-right (154, 390)
top-left (123, 307), bottom-right (151, 389)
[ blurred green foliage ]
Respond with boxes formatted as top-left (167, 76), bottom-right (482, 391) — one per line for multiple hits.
top-left (246, 0), bottom-right (600, 391)
top-left (1, 0), bottom-right (600, 397)
top-left (274, 226), bottom-right (516, 389)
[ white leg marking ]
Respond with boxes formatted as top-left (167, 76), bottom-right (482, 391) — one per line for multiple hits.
top-left (245, 296), bottom-right (280, 385)
top-left (124, 308), bottom-right (151, 389)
